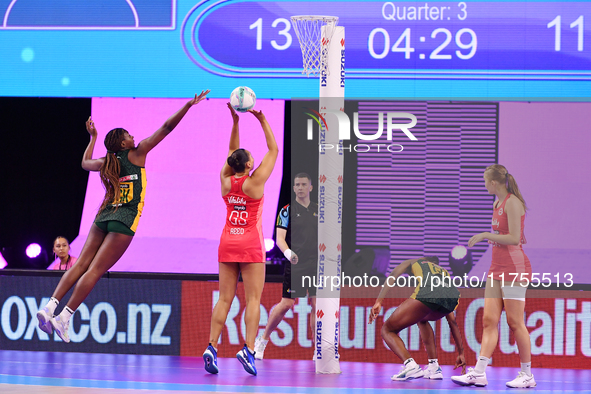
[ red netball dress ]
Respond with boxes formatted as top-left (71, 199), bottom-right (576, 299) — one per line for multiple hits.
top-left (218, 176), bottom-right (265, 263)
top-left (488, 193), bottom-right (532, 281)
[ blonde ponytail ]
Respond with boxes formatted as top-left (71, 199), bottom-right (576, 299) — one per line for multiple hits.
top-left (485, 164), bottom-right (527, 211)
top-left (506, 173), bottom-right (527, 211)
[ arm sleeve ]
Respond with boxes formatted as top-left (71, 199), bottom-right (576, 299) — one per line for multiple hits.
top-left (276, 204), bottom-right (289, 229)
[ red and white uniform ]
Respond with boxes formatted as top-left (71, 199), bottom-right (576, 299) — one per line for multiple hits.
top-left (218, 176), bottom-right (265, 263)
top-left (488, 193), bottom-right (532, 281)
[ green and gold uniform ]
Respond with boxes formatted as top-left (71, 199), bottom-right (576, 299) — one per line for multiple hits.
top-left (94, 149), bottom-right (146, 235)
top-left (410, 258), bottom-right (460, 314)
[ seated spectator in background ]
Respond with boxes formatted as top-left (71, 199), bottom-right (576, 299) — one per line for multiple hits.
top-left (47, 236), bottom-right (77, 271)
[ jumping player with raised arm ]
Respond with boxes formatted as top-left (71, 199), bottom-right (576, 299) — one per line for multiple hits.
top-left (37, 91), bottom-right (210, 341)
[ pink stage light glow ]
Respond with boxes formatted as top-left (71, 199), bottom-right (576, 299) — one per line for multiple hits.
top-left (71, 98), bottom-right (285, 274)
top-left (26, 243), bottom-right (42, 258)
top-left (264, 238), bottom-right (275, 253)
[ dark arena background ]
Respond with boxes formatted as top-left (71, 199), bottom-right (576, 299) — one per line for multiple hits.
top-left (1, 1), bottom-right (591, 393)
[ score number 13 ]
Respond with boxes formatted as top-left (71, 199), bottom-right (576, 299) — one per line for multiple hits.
top-left (249, 18), bottom-right (293, 50)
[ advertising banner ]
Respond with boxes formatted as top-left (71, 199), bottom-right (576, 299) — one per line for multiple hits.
top-left (0, 276), bottom-right (181, 355)
top-left (1, 275), bottom-right (589, 368)
top-left (181, 281), bottom-right (591, 369)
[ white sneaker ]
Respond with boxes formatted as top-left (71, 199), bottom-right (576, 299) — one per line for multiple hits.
top-left (423, 364), bottom-right (443, 380)
top-left (451, 367), bottom-right (488, 387)
top-left (391, 363), bottom-right (424, 381)
top-left (50, 315), bottom-right (70, 343)
top-left (506, 372), bottom-right (536, 388)
top-left (36, 308), bottom-right (53, 335)
top-left (254, 336), bottom-right (268, 360)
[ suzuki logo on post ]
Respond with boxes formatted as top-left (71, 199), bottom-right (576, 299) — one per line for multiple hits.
top-left (319, 175), bottom-right (327, 183)
top-left (340, 48), bottom-right (345, 88)
top-left (317, 309), bottom-right (325, 319)
top-left (337, 175), bottom-right (343, 183)
top-left (320, 38), bottom-right (329, 87)
top-left (319, 244), bottom-right (327, 252)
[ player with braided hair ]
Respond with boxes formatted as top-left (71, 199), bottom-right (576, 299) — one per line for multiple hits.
top-left (36, 91), bottom-right (210, 342)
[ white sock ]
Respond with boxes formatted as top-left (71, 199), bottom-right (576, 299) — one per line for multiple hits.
top-left (248, 347), bottom-right (255, 355)
top-left (474, 356), bottom-right (489, 374)
top-left (429, 359), bottom-right (439, 366)
top-left (46, 297), bottom-right (59, 315)
top-left (259, 337), bottom-right (269, 344)
top-left (59, 306), bottom-right (74, 323)
top-left (521, 362), bottom-right (532, 376)
top-left (404, 358), bottom-right (418, 369)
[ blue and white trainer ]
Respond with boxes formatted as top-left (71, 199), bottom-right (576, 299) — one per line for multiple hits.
top-left (236, 345), bottom-right (257, 376)
top-left (423, 364), bottom-right (443, 380)
top-left (391, 363), bottom-right (424, 381)
top-left (36, 307), bottom-right (53, 335)
top-left (203, 345), bottom-right (219, 374)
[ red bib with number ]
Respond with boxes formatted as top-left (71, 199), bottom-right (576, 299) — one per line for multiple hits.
top-left (218, 175), bottom-right (265, 263)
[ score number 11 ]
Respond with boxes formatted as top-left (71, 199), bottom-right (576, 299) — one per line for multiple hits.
top-left (547, 16), bottom-right (584, 51)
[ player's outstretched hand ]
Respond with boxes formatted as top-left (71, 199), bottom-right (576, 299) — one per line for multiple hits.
top-left (291, 252), bottom-right (298, 264)
top-left (227, 102), bottom-right (239, 123)
top-left (247, 108), bottom-right (266, 122)
top-left (368, 301), bottom-right (382, 324)
top-left (454, 354), bottom-right (467, 374)
top-left (86, 116), bottom-right (97, 138)
top-left (190, 90), bottom-right (210, 106)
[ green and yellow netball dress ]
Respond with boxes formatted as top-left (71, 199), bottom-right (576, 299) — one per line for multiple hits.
top-left (95, 149), bottom-right (146, 234)
top-left (410, 258), bottom-right (460, 313)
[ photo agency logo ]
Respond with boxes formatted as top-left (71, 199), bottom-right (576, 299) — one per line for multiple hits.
top-left (304, 107), bottom-right (418, 153)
